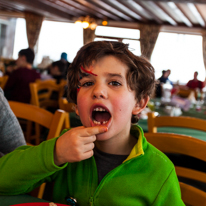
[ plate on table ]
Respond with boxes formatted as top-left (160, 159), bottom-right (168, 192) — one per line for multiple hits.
top-left (11, 203), bottom-right (69, 206)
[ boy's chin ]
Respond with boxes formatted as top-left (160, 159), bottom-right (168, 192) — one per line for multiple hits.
top-left (95, 132), bottom-right (110, 141)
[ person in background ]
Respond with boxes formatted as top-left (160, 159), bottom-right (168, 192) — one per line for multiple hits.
top-left (0, 87), bottom-right (26, 157)
top-left (4, 60), bottom-right (17, 76)
top-left (0, 41), bottom-right (184, 205)
top-left (185, 71), bottom-right (205, 92)
top-left (158, 69), bottom-right (172, 85)
top-left (155, 69), bottom-right (173, 97)
top-left (41, 60), bottom-right (67, 84)
top-left (4, 48), bottom-right (40, 103)
top-left (60, 52), bottom-right (71, 70)
top-left (50, 60), bottom-right (67, 84)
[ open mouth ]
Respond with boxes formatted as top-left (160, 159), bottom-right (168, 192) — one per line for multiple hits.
top-left (92, 106), bottom-right (111, 125)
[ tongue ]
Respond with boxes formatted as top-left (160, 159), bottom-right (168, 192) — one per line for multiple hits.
top-left (94, 112), bottom-right (111, 122)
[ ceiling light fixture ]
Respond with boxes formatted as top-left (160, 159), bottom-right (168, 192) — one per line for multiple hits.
top-left (75, 16), bottom-right (98, 30)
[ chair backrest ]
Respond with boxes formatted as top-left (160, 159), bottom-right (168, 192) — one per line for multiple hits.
top-left (180, 182), bottom-right (206, 206)
top-left (145, 132), bottom-right (206, 186)
top-left (147, 112), bottom-right (206, 133)
top-left (9, 101), bottom-right (66, 142)
top-left (59, 97), bottom-right (75, 113)
top-left (145, 132), bottom-right (206, 205)
top-left (0, 75), bottom-right (8, 89)
top-left (58, 97), bottom-right (76, 129)
top-left (177, 88), bottom-right (197, 98)
top-left (30, 80), bottom-right (66, 109)
top-left (9, 101), bottom-right (67, 199)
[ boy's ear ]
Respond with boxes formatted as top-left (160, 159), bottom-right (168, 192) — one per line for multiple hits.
top-left (132, 96), bottom-right (149, 115)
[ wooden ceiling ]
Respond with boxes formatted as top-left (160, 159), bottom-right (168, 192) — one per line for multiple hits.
top-left (0, 0), bottom-right (206, 30)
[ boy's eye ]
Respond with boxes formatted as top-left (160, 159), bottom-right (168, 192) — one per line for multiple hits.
top-left (82, 81), bottom-right (94, 87)
top-left (109, 81), bottom-right (121, 86)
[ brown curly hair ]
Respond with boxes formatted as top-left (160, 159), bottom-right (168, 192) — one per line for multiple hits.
top-left (67, 41), bottom-right (156, 123)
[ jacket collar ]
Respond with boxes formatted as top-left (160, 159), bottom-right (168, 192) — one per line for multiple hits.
top-left (123, 125), bottom-right (146, 163)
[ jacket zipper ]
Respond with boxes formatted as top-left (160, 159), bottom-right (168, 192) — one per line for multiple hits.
top-left (89, 197), bottom-right (94, 206)
top-left (89, 155), bottom-right (143, 205)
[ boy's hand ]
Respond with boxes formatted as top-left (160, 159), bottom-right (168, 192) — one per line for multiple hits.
top-left (54, 126), bottom-right (108, 166)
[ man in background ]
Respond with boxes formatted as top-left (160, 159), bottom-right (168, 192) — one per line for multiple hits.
top-left (186, 71), bottom-right (205, 92)
top-left (4, 48), bottom-right (40, 103)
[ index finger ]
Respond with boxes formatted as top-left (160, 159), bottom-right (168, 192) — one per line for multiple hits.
top-left (84, 126), bottom-right (108, 136)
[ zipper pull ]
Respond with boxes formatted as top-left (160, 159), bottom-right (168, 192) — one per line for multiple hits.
top-left (89, 197), bottom-right (93, 206)
top-left (65, 196), bottom-right (77, 206)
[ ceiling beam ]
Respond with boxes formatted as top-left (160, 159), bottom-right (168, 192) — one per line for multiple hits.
top-left (60, 0), bottom-right (106, 19)
top-left (117, 0), bottom-right (148, 22)
top-left (134, 0), bottom-right (163, 24)
top-left (141, 0), bottom-right (206, 4)
top-left (75, 0), bottom-right (122, 21)
top-left (38, 0), bottom-right (85, 17)
top-left (104, 0), bottom-right (142, 21)
top-left (155, 2), bottom-right (179, 25)
top-left (2, 0), bottom-right (74, 21)
top-left (90, 0), bottom-right (135, 22)
top-left (194, 4), bottom-right (206, 28)
top-left (187, 3), bottom-right (205, 27)
top-left (174, 3), bottom-right (194, 27)
top-left (0, 11), bottom-right (24, 19)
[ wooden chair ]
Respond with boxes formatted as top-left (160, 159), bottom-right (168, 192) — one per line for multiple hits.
top-left (9, 101), bottom-right (66, 144)
top-left (147, 112), bottom-right (206, 133)
top-left (8, 101), bottom-right (67, 199)
top-left (58, 97), bottom-right (76, 129)
top-left (144, 132), bottom-right (206, 205)
top-left (180, 182), bottom-right (206, 206)
top-left (30, 79), bottom-right (66, 110)
top-left (0, 75), bottom-right (8, 89)
top-left (177, 88), bottom-right (199, 100)
top-left (59, 97), bottom-right (75, 113)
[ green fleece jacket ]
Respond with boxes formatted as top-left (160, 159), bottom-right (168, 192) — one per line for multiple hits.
top-left (0, 125), bottom-right (185, 206)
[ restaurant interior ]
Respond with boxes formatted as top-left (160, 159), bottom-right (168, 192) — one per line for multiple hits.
top-left (1, 0), bottom-right (206, 205)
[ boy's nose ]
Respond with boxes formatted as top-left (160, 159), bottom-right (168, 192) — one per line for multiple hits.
top-left (92, 84), bottom-right (108, 99)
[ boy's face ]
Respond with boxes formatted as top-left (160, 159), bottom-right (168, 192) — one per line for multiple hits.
top-left (76, 55), bottom-right (145, 142)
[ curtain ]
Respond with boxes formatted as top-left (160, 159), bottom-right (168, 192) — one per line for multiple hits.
top-left (202, 30), bottom-right (206, 84)
top-left (202, 30), bottom-right (206, 70)
top-left (25, 12), bottom-right (43, 49)
top-left (140, 24), bottom-right (160, 61)
top-left (83, 28), bottom-right (96, 45)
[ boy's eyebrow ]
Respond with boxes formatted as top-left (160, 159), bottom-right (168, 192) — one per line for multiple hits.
top-left (105, 72), bottom-right (124, 79)
top-left (79, 71), bottom-right (124, 79)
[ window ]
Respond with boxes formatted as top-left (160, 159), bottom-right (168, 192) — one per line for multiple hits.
top-left (36, 20), bottom-right (83, 64)
top-left (151, 32), bottom-right (205, 84)
top-left (13, 18), bottom-right (84, 66)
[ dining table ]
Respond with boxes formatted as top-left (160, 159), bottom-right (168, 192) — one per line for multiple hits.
top-left (0, 194), bottom-right (49, 206)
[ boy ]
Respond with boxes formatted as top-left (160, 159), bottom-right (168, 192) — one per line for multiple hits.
top-left (0, 41), bottom-right (185, 205)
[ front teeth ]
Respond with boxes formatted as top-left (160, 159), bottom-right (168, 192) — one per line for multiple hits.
top-left (93, 107), bottom-right (106, 112)
top-left (93, 120), bottom-right (108, 125)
